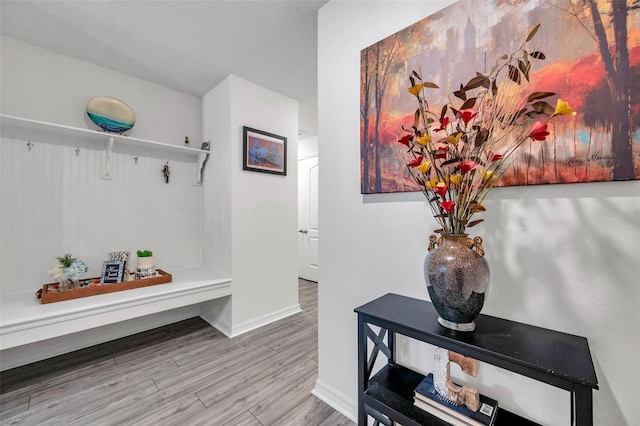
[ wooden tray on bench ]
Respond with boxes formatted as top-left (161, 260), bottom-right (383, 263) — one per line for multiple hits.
top-left (37, 269), bottom-right (172, 304)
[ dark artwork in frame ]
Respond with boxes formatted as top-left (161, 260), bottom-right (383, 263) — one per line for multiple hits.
top-left (243, 126), bottom-right (287, 176)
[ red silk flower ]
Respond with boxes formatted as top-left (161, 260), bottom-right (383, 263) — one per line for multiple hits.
top-left (407, 156), bottom-right (424, 167)
top-left (529, 121), bottom-right (550, 141)
top-left (434, 183), bottom-right (448, 197)
top-left (440, 200), bottom-right (456, 213)
top-left (436, 117), bottom-right (450, 132)
top-left (458, 109), bottom-right (477, 125)
top-left (398, 134), bottom-right (413, 146)
top-left (458, 160), bottom-right (480, 174)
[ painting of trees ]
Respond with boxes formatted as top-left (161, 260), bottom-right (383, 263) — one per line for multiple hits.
top-left (359, 0), bottom-right (640, 194)
top-left (562, 0), bottom-right (638, 180)
top-left (360, 35), bottom-right (404, 193)
top-left (360, 23), bottom-right (426, 193)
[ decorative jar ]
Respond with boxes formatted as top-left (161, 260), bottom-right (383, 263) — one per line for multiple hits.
top-left (424, 234), bottom-right (490, 331)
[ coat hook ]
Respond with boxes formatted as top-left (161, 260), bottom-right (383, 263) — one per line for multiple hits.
top-left (75, 148), bottom-right (81, 157)
top-left (27, 141), bottom-right (33, 151)
top-left (133, 156), bottom-right (139, 164)
top-left (162, 161), bottom-right (170, 184)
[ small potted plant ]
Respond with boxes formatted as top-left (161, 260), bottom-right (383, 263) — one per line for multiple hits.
top-left (136, 249), bottom-right (156, 278)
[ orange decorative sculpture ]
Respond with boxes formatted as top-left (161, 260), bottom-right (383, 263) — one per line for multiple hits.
top-left (433, 347), bottom-right (480, 412)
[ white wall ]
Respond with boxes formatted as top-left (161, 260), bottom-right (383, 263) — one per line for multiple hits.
top-left (0, 36), bottom-right (201, 145)
top-left (298, 135), bottom-right (318, 159)
top-left (1, 37), bottom-right (299, 367)
top-left (0, 140), bottom-right (202, 295)
top-left (1, 36), bottom-right (204, 295)
top-left (201, 75), bottom-right (232, 279)
top-left (0, 36), bottom-right (216, 369)
top-left (316, 1), bottom-right (640, 425)
top-left (202, 75), bottom-right (300, 336)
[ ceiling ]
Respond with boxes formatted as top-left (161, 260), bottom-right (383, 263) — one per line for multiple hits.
top-left (0, 0), bottom-right (326, 137)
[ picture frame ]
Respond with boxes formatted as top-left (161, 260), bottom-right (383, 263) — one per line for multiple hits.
top-left (100, 261), bottom-right (127, 284)
top-left (243, 126), bottom-right (287, 176)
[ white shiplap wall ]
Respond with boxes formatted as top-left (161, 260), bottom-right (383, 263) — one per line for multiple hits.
top-left (1, 137), bottom-right (202, 296)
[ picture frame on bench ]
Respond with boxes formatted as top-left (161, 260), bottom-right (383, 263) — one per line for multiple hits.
top-left (100, 261), bottom-right (126, 284)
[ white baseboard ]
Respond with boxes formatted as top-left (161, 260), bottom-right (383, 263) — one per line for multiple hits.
top-left (229, 303), bottom-right (302, 337)
top-left (199, 303), bottom-right (302, 339)
top-left (0, 306), bottom-right (198, 371)
top-left (229, 304), bottom-right (302, 337)
top-left (312, 377), bottom-right (358, 422)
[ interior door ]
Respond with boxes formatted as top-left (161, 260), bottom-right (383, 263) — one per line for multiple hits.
top-left (298, 155), bottom-right (319, 282)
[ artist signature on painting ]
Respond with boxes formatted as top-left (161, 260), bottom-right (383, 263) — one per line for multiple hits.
top-left (567, 151), bottom-right (614, 166)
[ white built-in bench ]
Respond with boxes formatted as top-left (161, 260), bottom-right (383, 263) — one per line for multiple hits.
top-left (0, 269), bottom-right (231, 370)
top-left (0, 115), bottom-right (229, 370)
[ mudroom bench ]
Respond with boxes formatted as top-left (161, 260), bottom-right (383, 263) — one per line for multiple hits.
top-left (0, 269), bottom-right (231, 369)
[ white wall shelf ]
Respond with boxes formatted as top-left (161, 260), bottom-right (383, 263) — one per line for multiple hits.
top-left (0, 114), bottom-right (210, 184)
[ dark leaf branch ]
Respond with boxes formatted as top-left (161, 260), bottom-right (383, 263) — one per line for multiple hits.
top-left (397, 23), bottom-right (575, 235)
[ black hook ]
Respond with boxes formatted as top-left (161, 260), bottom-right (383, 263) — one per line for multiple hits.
top-left (162, 161), bottom-right (170, 183)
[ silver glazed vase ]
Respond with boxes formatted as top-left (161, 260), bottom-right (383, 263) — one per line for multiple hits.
top-left (424, 234), bottom-right (490, 332)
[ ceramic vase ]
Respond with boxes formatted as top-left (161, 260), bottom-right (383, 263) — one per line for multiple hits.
top-left (136, 256), bottom-right (156, 278)
top-left (424, 234), bottom-right (490, 332)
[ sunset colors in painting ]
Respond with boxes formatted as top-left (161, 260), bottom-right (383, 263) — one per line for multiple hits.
top-left (360, 0), bottom-right (640, 194)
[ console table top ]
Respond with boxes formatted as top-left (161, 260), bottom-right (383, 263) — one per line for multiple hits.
top-left (355, 293), bottom-right (598, 389)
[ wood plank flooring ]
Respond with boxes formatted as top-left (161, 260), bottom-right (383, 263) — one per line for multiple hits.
top-left (0, 279), bottom-right (354, 426)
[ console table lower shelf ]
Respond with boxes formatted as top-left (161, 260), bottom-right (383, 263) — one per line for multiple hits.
top-left (365, 363), bottom-right (539, 426)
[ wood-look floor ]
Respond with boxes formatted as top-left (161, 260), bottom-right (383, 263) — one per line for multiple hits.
top-left (0, 279), bottom-right (354, 426)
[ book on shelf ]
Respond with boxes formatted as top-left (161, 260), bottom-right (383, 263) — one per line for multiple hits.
top-left (414, 373), bottom-right (498, 426)
top-left (414, 398), bottom-right (478, 426)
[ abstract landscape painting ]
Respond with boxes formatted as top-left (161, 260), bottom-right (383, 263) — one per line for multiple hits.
top-left (243, 126), bottom-right (287, 176)
top-left (360, 0), bottom-right (640, 194)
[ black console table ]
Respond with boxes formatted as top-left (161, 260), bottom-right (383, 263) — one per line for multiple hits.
top-left (355, 293), bottom-right (598, 426)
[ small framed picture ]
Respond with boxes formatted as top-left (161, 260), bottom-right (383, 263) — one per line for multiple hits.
top-left (201, 141), bottom-right (210, 151)
top-left (100, 261), bottom-right (126, 284)
top-left (243, 126), bottom-right (287, 176)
